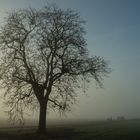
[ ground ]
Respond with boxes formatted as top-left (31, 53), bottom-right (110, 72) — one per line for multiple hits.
top-left (0, 119), bottom-right (140, 140)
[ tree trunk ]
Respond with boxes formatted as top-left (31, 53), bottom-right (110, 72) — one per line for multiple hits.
top-left (37, 100), bottom-right (47, 134)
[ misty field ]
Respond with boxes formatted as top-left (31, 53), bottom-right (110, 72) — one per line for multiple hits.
top-left (0, 119), bottom-right (140, 140)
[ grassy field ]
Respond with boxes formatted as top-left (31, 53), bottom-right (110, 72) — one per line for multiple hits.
top-left (0, 119), bottom-right (140, 140)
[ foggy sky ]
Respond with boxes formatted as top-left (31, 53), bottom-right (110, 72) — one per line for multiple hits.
top-left (0, 0), bottom-right (140, 121)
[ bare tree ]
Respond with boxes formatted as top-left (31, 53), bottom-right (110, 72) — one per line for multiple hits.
top-left (0, 6), bottom-right (110, 134)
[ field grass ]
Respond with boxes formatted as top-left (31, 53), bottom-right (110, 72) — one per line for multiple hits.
top-left (0, 119), bottom-right (140, 140)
